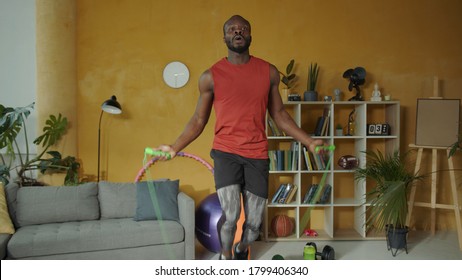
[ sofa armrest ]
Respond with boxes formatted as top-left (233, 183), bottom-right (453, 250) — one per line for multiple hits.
top-left (0, 233), bottom-right (12, 260)
top-left (177, 192), bottom-right (195, 260)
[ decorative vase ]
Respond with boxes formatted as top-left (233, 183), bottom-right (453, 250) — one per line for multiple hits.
top-left (334, 89), bottom-right (343, 101)
top-left (304, 91), bottom-right (318, 101)
top-left (335, 129), bottom-right (343, 136)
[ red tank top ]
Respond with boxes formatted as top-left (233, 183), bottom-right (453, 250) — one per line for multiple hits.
top-left (210, 56), bottom-right (270, 159)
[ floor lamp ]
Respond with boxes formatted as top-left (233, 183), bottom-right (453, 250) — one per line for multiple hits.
top-left (98, 95), bottom-right (122, 181)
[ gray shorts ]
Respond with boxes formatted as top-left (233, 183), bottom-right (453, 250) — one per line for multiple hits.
top-left (210, 149), bottom-right (269, 199)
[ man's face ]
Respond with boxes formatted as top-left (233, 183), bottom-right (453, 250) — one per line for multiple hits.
top-left (223, 18), bottom-right (252, 54)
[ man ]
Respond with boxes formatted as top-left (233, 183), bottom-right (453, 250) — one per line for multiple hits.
top-left (156, 15), bottom-right (323, 260)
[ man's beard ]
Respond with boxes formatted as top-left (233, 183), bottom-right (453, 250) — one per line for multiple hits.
top-left (226, 36), bottom-right (252, 54)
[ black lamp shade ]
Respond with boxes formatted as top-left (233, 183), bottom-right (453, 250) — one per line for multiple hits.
top-left (101, 95), bottom-right (122, 114)
top-left (98, 95), bottom-right (122, 181)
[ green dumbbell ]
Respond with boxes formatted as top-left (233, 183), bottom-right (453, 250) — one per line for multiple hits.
top-left (303, 244), bottom-right (316, 260)
top-left (304, 242), bottom-right (335, 260)
top-left (272, 254), bottom-right (285, 260)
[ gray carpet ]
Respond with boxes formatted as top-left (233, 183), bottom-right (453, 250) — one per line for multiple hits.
top-left (196, 230), bottom-right (462, 260)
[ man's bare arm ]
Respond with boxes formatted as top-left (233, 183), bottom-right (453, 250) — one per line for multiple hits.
top-left (157, 70), bottom-right (214, 158)
top-left (267, 64), bottom-right (323, 152)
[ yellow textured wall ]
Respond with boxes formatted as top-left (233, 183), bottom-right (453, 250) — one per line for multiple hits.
top-left (36, 0), bottom-right (77, 185)
top-left (74, 0), bottom-right (462, 229)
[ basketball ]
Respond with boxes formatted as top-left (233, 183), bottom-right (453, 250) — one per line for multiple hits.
top-left (271, 214), bottom-right (294, 237)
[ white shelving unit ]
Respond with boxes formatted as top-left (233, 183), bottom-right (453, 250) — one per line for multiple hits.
top-left (264, 101), bottom-right (400, 241)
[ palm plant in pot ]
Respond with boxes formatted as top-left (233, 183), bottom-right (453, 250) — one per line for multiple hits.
top-left (354, 149), bottom-right (424, 256)
top-left (304, 62), bottom-right (319, 101)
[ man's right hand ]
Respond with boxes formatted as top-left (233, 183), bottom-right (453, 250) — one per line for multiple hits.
top-left (154, 145), bottom-right (177, 160)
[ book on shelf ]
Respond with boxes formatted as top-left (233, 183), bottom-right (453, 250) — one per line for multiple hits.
top-left (312, 151), bottom-right (322, 170)
top-left (277, 183), bottom-right (293, 204)
top-left (314, 152), bottom-right (327, 170)
top-left (320, 108), bottom-right (331, 136)
top-left (285, 184), bottom-right (298, 204)
top-left (302, 146), bottom-right (313, 171)
top-left (312, 151), bottom-right (321, 170)
top-left (302, 146), bottom-right (328, 171)
top-left (269, 151), bottom-right (276, 171)
top-left (271, 184), bottom-right (286, 203)
top-left (302, 183), bottom-right (332, 204)
top-left (313, 107), bottom-right (331, 136)
top-left (314, 116), bottom-right (324, 136)
top-left (277, 150), bottom-right (285, 171)
top-left (302, 146), bottom-right (309, 170)
top-left (269, 142), bottom-right (299, 171)
top-left (271, 183), bottom-right (297, 204)
top-left (290, 142), bottom-right (299, 171)
top-left (302, 184), bottom-right (318, 204)
top-left (267, 116), bottom-right (285, 136)
top-left (318, 184), bottom-right (332, 204)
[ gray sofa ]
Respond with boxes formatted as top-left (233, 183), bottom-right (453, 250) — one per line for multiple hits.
top-left (1, 181), bottom-right (195, 260)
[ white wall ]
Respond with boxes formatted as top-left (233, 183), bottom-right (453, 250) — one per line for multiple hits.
top-left (0, 0), bottom-right (37, 154)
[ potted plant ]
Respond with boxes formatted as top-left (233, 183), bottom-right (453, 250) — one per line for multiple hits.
top-left (0, 102), bottom-right (81, 186)
top-left (279, 59), bottom-right (297, 102)
top-left (304, 62), bottom-right (319, 101)
top-left (354, 149), bottom-right (424, 256)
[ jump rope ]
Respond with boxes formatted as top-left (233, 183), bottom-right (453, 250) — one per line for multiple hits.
top-left (300, 145), bottom-right (335, 236)
top-left (135, 148), bottom-right (214, 259)
top-left (135, 145), bottom-right (335, 255)
top-left (136, 148), bottom-right (214, 182)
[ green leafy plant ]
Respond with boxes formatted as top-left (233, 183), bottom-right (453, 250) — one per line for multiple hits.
top-left (0, 102), bottom-right (81, 186)
top-left (307, 62), bottom-right (320, 92)
top-left (336, 124), bottom-right (343, 130)
top-left (279, 59), bottom-right (296, 89)
top-left (354, 149), bottom-right (424, 232)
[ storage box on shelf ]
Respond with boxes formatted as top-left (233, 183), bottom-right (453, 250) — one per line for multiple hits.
top-left (264, 101), bottom-right (400, 241)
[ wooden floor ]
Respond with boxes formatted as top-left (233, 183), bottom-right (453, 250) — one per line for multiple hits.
top-left (195, 230), bottom-right (462, 260)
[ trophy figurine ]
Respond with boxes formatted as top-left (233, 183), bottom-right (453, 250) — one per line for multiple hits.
top-left (346, 109), bottom-right (356, 136)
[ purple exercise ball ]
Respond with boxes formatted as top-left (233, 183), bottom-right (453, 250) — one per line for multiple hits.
top-left (195, 193), bottom-right (223, 253)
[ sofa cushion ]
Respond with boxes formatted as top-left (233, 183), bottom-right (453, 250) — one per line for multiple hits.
top-left (16, 183), bottom-right (99, 227)
top-left (134, 180), bottom-right (179, 222)
top-left (98, 181), bottom-right (136, 219)
top-left (0, 183), bottom-right (15, 234)
top-left (4, 183), bottom-right (19, 228)
top-left (7, 218), bottom-right (184, 259)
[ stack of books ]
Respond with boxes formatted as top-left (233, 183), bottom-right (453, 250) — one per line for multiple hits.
top-left (302, 183), bottom-right (332, 204)
top-left (302, 146), bottom-right (328, 171)
top-left (313, 107), bottom-right (331, 136)
top-left (271, 183), bottom-right (298, 204)
top-left (269, 142), bottom-right (299, 171)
